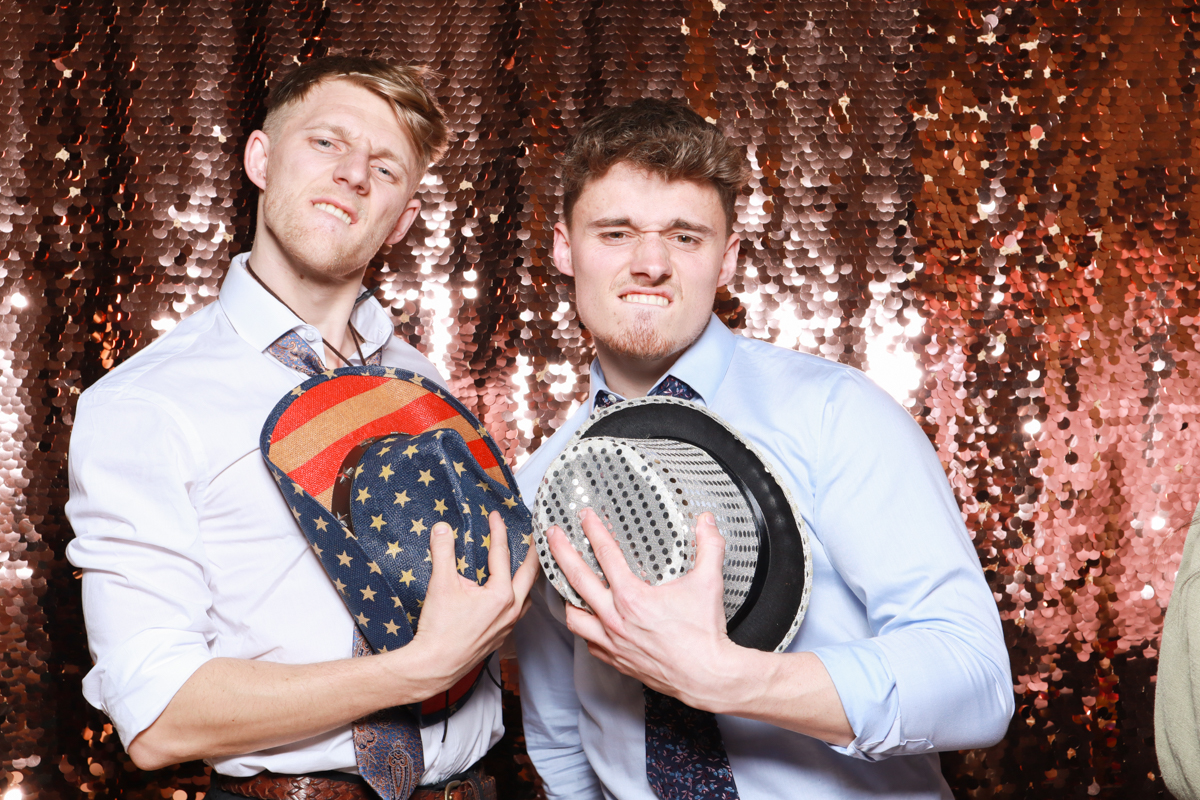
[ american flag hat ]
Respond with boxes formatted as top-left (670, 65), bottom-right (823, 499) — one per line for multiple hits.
top-left (259, 365), bottom-right (531, 722)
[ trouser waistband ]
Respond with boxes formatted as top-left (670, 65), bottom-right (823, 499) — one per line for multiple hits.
top-left (211, 762), bottom-right (496, 800)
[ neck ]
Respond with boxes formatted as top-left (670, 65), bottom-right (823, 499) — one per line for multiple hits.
top-left (248, 235), bottom-right (366, 362)
top-left (593, 343), bottom-right (683, 399)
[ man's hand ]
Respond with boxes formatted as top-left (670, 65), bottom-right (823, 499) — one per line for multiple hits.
top-left (128, 510), bottom-right (537, 770)
top-left (548, 508), bottom-right (854, 745)
top-left (408, 510), bottom-right (539, 697)
top-left (547, 508), bottom-right (736, 709)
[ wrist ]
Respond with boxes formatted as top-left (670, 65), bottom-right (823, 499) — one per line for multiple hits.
top-left (372, 642), bottom-right (458, 706)
top-left (680, 640), bottom-right (766, 715)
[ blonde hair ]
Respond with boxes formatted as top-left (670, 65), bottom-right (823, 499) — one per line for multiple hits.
top-left (560, 99), bottom-right (749, 232)
top-left (263, 55), bottom-right (449, 167)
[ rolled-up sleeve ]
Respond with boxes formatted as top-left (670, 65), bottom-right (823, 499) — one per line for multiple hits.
top-left (809, 372), bottom-right (1014, 759)
top-left (65, 386), bottom-right (215, 748)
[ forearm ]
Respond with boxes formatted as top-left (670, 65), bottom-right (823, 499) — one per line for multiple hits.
top-left (555, 514), bottom-right (855, 748)
top-left (129, 646), bottom-right (455, 770)
top-left (687, 646), bottom-right (854, 746)
top-left (131, 517), bottom-right (536, 771)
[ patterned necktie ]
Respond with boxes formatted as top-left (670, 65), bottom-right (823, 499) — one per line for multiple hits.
top-left (594, 378), bottom-right (741, 800)
top-left (265, 329), bottom-right (426, 799)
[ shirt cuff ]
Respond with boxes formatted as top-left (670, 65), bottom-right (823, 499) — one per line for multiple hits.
top-left (535, 754), bottom-right (606, 800)
top-left (811, 639), bottom-right (910, 761)
top-left (83, 628), bottom-right (214, 749)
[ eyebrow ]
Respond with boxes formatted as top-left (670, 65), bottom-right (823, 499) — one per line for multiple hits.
top-left (666, 219), bottom-right (716, 235)
top-left (587, 217), bottom-right (716, 236)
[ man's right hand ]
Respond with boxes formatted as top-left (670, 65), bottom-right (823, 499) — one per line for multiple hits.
top-left (403, 510), bottom-right (539, 697)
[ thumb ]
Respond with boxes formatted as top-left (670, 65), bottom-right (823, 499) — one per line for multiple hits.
top-left (692, 512), bottom-right (727, 577)
top-left (428, 521), bottom-right (459, 584)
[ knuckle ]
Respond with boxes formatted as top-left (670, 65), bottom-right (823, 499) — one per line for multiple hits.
top-left (593, 540), bottom-right (619, 559)
top-left (562, 562), bottom-right (588, 585)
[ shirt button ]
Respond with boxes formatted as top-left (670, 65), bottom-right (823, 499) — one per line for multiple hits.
top-left (302, 329), bottom-right (318, 343)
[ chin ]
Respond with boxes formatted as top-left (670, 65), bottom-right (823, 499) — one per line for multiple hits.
top-left (288, 236), bottom-right (378, 279)
top-left (597, 323), bottom-right (689, 363)
top-left (267, 206), bottom-right (381, 278)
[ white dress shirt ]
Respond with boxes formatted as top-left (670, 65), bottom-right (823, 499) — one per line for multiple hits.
top-left (514, 315), bottom-right (1014, 799)
top-left (65, 252), bottom-right (502, 781)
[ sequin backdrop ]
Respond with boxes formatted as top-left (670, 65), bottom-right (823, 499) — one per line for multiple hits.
top-left (1, 1), bottom-right (1194, 798)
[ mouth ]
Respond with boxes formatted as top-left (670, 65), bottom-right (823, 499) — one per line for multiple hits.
top-left (313, 201), bottom-right (355, 225)
top-left (619, 291), bottom-right (671, 308)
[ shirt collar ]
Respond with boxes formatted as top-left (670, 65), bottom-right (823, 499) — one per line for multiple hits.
top-left (588, 314), bottom-right (736, 408)
top-left (219, 252), bottom-right (394, 364)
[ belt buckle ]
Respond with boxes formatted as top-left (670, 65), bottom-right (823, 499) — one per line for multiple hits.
top-left (442, 779), bottom-right (463, 800)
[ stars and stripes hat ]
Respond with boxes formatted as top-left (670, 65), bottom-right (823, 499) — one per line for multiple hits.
top-left (259, 365), bottom-right (532, 721)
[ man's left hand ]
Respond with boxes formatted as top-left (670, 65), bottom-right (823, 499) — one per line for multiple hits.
top-left (546, 508), bottom-right (738, 710)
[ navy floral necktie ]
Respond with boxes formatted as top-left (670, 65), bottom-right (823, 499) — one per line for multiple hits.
top-left (265, 330), bottom-right (425, 800)
top-left (594, 377), bottom-right (741, 800)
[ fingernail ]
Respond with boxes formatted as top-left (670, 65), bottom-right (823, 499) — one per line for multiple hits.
top-left (432, 522), bottom-right (450, 535)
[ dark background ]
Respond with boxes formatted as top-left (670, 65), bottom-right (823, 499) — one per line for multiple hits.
top-left (1, 0), bottom-right (1196, 797)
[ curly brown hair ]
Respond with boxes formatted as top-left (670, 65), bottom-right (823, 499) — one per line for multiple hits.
top-left (263, 55), bottom-right (449, 168)
top-left (560, 99), bottom-right (749, 232)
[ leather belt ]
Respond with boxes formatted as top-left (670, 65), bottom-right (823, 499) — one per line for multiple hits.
top-left (213, 766), bottom-right (496, 800)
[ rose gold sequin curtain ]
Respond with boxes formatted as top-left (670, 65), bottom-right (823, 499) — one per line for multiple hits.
top-left (1, 1), bottom-right (1194, 797)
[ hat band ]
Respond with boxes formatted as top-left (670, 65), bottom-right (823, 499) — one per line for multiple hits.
top-left (332, 436), bottom-right (383, 533)
top-left (688, 442), bottom-right (771, 633)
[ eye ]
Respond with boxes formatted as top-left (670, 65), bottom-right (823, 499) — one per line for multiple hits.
top-left (675, 234), bottom-right (696, 244)
top-left (315, 138), bottom-right (334, 148)
top-left (601, 231), bottom-right (628, 240)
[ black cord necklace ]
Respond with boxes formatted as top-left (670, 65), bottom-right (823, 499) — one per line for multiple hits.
top-left (245, 262), bottom-right (368, 368)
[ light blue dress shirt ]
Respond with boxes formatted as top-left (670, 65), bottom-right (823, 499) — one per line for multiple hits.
top-left (514, 315), bottom-right (1014, 800)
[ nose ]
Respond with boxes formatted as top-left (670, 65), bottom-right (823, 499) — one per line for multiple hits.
top-left (629, 235), bottom-right (673, 282)
top-left (332, 146), bottom-right (371, 194)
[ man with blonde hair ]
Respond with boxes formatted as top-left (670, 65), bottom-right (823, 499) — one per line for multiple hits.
top-left (514, 98), bottom-right (1014, 799)
top-left (66, 56), bottom-right (535, 800)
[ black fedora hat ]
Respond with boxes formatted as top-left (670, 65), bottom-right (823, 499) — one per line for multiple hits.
top-left (532, 396), bottom-right (811, 653)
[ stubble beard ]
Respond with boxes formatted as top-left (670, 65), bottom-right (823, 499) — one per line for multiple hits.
top-left (264, 192), bottom-right (380, 281)
top-left (593, 307), bottom-right (700, 363)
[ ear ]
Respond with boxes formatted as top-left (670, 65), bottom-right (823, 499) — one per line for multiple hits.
top-left (384, 199), bottom-right (423, 245)
top-left (244, 130), bottom-right (270, 191)
top-left (717, 232), bottom-right (740, 287)
top-left (552, 221), bottom-right (575, 277)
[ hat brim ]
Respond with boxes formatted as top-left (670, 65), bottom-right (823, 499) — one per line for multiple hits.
top-left (576, 396), bottom-right (811, 653)
top-left (262, 367), bottom-right (512, 511)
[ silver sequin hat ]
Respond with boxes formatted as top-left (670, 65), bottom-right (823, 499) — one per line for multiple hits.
top-left (533, 396), bottom-right (812, 653)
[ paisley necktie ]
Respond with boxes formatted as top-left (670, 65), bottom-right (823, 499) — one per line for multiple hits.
top-left (265, 330), bottom-right (425, 799)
